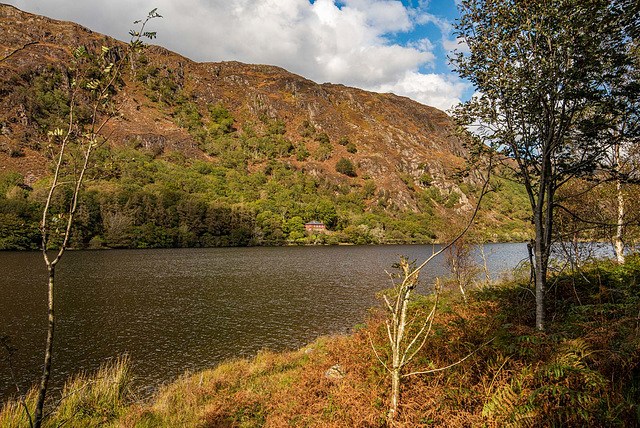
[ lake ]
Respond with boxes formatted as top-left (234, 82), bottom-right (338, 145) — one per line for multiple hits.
top-left (0, 243), bottom-right (528, 401)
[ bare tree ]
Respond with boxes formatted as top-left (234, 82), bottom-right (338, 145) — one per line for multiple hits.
top-left (444, 237), bottom-right (481, 303)
top-left (33, 43), bottom-right (123, 428)
top-left (370, 159), bottom-right (493, 425)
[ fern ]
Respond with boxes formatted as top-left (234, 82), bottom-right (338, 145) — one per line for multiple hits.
top-left (533, 339), bottom-right (608, 426)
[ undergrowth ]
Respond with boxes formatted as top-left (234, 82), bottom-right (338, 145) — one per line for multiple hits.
top-left (1, 256), bottom-right (639, 427)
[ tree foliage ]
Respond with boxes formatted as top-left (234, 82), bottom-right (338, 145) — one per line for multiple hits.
top-left (452, 0), bottom-right (639, 331)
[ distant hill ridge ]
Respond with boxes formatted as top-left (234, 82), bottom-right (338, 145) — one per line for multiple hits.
top-left (0, 4), bottom-right (531, 247)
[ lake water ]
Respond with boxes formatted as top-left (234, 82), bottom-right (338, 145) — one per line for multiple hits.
top-left (0, 243), bottom-right (528, 401)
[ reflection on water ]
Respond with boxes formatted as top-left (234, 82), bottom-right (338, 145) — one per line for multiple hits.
top-left (0, 243), bottom-right (528, 400)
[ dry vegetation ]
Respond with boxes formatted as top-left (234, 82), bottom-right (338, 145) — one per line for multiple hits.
top-left (2, 256), bottom-right (640, 427)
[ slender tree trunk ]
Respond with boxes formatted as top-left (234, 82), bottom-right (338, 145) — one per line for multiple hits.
top-left (389, 366), bottom-right (400, 424)
top-left (533, 154), bottom-right (555, 333)
top-left (388, 289), bottom-right (408, 424)
top-left (34, 266), bottom-right (55, 428)
top-left (457, 263), bottom-right (467, 304)
top-left (614, 177), bottom-right (625, 264)
top-left (533, 182), bottom-right (546, 333)
top-left (534, 217), bottom-right (546, 332)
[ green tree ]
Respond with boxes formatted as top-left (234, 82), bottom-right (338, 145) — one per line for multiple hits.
top-left (285, 215), bottom-right (304, 237)
top-left (335, 157), bottom-right (357, 177)
top-left (452, 0), bottom-right (637, 331)
top-left (11, 10), bottom-right (162, 427)
top-left (208, 103), bottom-right (235, 135)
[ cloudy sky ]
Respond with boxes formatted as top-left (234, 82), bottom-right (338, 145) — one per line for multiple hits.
top-left (5, 0), bottom-right (471, 111)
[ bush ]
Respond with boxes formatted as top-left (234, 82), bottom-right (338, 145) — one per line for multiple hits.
top-left (314, 132), bottom-right (330, 145)
top-left (267, 119), bottom-right (286, 136)
top-left (208, 103), bottom-right (235, 135)
top-left (419, 173), bottom-right (432, 186)
top-left (336, 157), bottom-right (357, 177)
top-left (296, 145), bottom-right (310, 161)
top-left (299, 120), bottom-right (315, 138)
top-left (314, 145), bottom-right (332, 161)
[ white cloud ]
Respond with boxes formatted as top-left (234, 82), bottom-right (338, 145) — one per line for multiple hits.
top-left (375, 71), bottom-right (470, 111)
top-left (443, 36), bottom-right (469, 54)
top-left (5, 0), bottom-right (469, 111)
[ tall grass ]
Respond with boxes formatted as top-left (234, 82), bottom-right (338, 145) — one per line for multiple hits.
top-left (0, 356), bottom-right (134, 427)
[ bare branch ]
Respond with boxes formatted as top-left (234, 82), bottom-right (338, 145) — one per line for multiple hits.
top-left (407, 156), bottom-right (494, 282)
top-left (368, 332), bottom-right (391, 374)
top-left (403, 337), bottom-right (496, 378)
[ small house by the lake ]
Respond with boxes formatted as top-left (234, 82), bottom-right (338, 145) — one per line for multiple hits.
top-left (304, 221), bottom-right (326, 232)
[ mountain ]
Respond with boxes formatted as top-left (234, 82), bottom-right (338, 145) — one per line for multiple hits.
top-left (0, 4), bottom-right (530, 248)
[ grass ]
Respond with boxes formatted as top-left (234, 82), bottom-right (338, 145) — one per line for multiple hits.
top-left (0, 356), bottom-right (134, 427)
top-left (2, 256), bottom-right (639, 427)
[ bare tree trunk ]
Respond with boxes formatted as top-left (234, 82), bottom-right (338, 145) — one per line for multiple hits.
top-left (389, 367), bottom-right (400, 423)
top-left (455, 260), bottom-right (467, 303)
top-left (388, 282), bottom-right (410, 423)
top-left (534, 194), bottom-right (546, 332)
top-left (532, 154), bottom-right (555, 333)
top-left (369, 158), bottom-right (493, 426)
top-left (534, 231), bottom-right (546, 332)
top-left (34, 267), bottom-right (55, 428)
top-left (480, 245), bottom-right (491, 284)
top-left (614, 177), bottom-right (625, 264)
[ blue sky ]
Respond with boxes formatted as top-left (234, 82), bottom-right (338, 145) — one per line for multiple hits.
top-left (5, 0), bottom-right (471, 111)
top-left (395, 0), bottom-right (462, 75)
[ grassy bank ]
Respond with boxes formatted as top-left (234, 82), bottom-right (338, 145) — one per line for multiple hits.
top-left (2, 256), bottom-right (639, 427)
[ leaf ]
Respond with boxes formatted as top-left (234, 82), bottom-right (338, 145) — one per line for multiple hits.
top-left (47, 128), bottom-right (64, 137)
top-left (86, 79), bottom-right (101, 90)
top-left (73, 46), bottom-right (87, 58)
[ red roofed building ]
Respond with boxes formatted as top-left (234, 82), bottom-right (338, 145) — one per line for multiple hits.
top-left (304, 221), bottom-right (326, 232)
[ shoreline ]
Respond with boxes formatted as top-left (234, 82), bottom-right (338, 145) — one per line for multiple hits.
top-left (2, 255), bottom-right (638, 426)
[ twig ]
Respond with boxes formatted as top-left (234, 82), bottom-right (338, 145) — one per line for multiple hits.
top-left (368, 332), bottom-right (391, 374)
top-left (406, 156), bottom-right (494, 283)
top-left (402, 337), bottom-right (496, 377)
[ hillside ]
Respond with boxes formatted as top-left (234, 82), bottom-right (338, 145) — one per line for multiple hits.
top-left (0, 4), bottom-right (531, 248)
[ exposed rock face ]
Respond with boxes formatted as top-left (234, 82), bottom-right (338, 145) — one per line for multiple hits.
top-left (0, 4), bottom-right (475, 213)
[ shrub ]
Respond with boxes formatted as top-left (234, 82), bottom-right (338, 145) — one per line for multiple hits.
top-left (419, 173), bottom-right (432, 186)
top-left (336, 157), bottom-right (357, 177)
top-left (296, 145), bottom-right (311, 161)
top-left (267, 119), bottom-right (286, 136)
top-left (299, 120), bottom-right (315, 138)
top-left (314, 145), bottom-right (332, 161)
top-left (314, 132), bottom-right (330, 145)
top-left (208, 103), bottom-right (235, 135)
